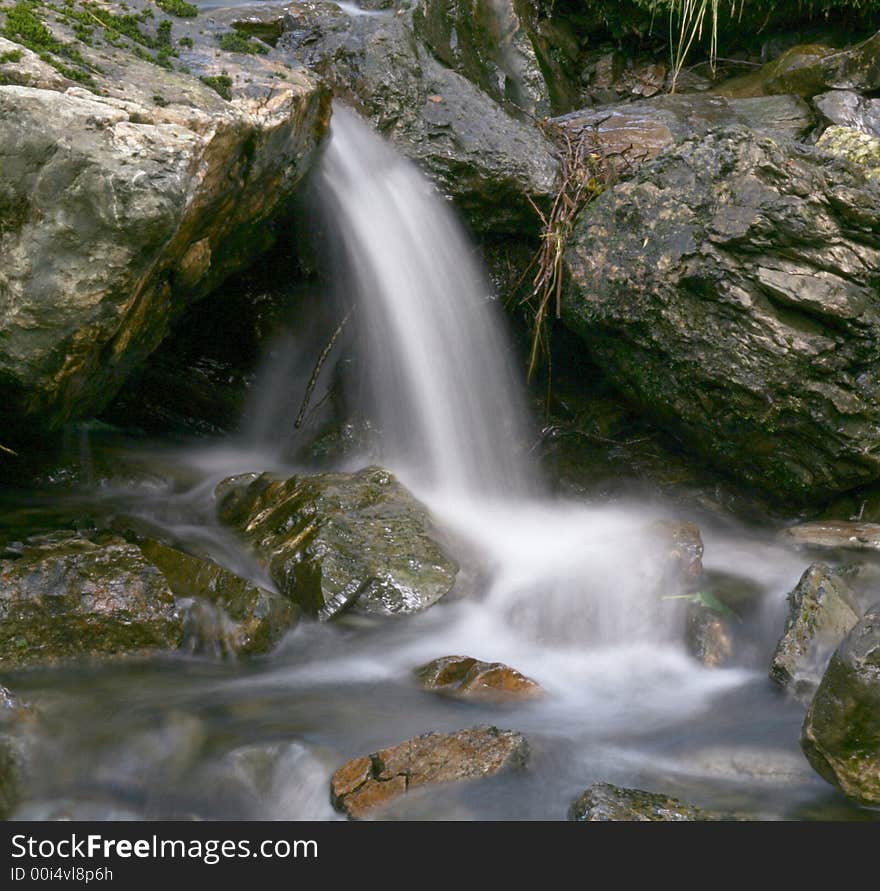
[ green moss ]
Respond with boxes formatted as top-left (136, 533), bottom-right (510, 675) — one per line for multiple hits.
top-left (0, 48), bottom-right (23, 62)
top-left (155, 0), bottom-right (197, 18)
top-left (152, 92), bottom-right (167, 105)
top-left (156, 17), bottom-right (171, 45)
top-left (217, 31), bottom-right (268, 55)
top-left (200, 73), bottom-right (232, 99)
top-left (178, 35), bottom-right (192, 47)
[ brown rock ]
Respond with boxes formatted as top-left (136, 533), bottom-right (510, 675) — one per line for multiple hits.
top-left (330, 726), bottom-right (529, 819)
top-left (415, 655), bottom-right (543, 702)
top-left (651, 520), bottom-right (704, 586)
top-left (782, 521), bottom-right (880, 552)
top-left (686, 602), bottom-right (735, 668)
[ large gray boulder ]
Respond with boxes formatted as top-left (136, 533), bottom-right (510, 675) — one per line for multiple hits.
top-left (0, 0), bottom-right (329, 437)
top-left (215, 466), bottom-right (459, 620)
top-left (276, 1), bottom-right (559, 233)
top-left (563, 126), bottom-right (880, 505)
top-left (801, 604), bottom-right (880, 805)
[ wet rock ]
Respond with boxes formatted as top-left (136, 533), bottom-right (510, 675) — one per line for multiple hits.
top-left (0, 685), bottom-right (32, 819)
top-left (136, 539), bottom-right (299, 657)
top-left (817, 125), bottom-right (880, 182)
top-left (216, 466), bottom-right (458, 620)
top-left (0, 0), bottom-right (329, 439)
top-left (330, 726), bottom-right (529, 819)
top-left (782, 521), bottom-right (880, 552)
top-left (568, 782), bottom-right (731, 821)
top-left (815, 90), bottom-right (880, 137)
top-left (277, 1), bottom-right (558, 233)
top-left (769, 564), bottom-right (860, 700)
top-left (802, 605), bottom-right (880, 805)
top-left (686, 600), bottom-right (735, 668)
top-left (563, 126), bottom-right (880, 505)
top-left (415, 655), bottom-right (543, 703)
top-left (650, 520), bottom-right (704, 587)
top-left (553, 93), bottom-right (812, 177)
top-left (0, 531), bottom-right (182, 669)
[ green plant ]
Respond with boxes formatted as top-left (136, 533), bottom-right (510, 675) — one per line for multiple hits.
top-left (217, 31), bottom-right (268, 55)
top-left (154, 0), bottom-right (197, 18)
top-left (0, 48), bottom-right (24, 62)
top-left (200, 73), bottom-right (232, 99)
top-left (663, 591), bottom-right (740, 620)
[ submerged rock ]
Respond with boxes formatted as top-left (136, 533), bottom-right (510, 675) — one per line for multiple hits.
top-left (0, 531), bottom-right (182, 669)
top-left (769, 564), bottom-right (860, 700)
top-left (136, 539), bottom-right (299, 657)
top-left (0, 0), bottom-right (329, 438)
top-left (686, 600), bottom-right (735, 669)
top-left (216, 467), bottom-right (458, 620)
top-left (568, 782), bottom-right (731, 822)
top-left (276, 1), bottom-right (558, 233)
top-left (650, 520), bottom-right (704, 586)
top-left (801, 605), bottom-right (880, 805)
top-left (415, 655), bottom-right (543, 703)
top-left (563, 126), bottom-right (880, 505)
top-left (782, 521), bottom-right (880, 552)
top-left (0, 685), bottom-right (32, 819)
top-left (330, 726), bottom-right (529, 819)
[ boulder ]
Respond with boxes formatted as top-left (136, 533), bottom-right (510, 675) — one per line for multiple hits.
top-left (0, 0), bottom-right (329, 437)
top-left (782, 521), bottom-right (880, 552)
top-left (136, 539), bottom-right (299, 657)
top-left (215, 466), bottom-right (458, 620)
top-left (686, 599), bottom-right (735, 668)
top-left (330, 726), bottom-right (529, 819)
top-left (552, 93), bottom-right (812, 177)
top-left (769, 564), bottom-right (861, 700)
top-left (0, 685), bottom-right (32, 819)
top-left (815, 90), bottom-right (880, 137)
top-left (568, 782), bottom-right (731, 821)
top-left (415, 655), bottom-right (543, 702)
top-left (0, 531), bottom-right (182, 668)
top-left (650, 520), bottom-right (704, 586)
top-left (801, 605), bottom-right (880, 805)
top-left (563, 126), bottom-right (880, 505)
top-left (817, 125), bottom-right (880, 182)
top-left (276, 1), bottom-right (559, 233)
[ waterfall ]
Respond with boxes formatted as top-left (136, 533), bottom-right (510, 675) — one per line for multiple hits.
top-left (316, 104), bottom-right (532, 498)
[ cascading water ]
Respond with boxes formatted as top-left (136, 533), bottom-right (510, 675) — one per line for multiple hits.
top-left (315, 104), bottom-right (531, 498)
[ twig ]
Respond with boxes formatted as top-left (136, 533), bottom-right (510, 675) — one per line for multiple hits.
top-left (0, 442), bottom-right (17, 457)
top-left (294, 309), bottom-right (352, 430)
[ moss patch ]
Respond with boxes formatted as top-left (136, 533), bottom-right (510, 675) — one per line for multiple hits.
top-left (155, 0), bottom-right (196, 18)
top-left (200, 73), bottom-right (232, 99)
top-left (217, 31), bottom-right (267, 55)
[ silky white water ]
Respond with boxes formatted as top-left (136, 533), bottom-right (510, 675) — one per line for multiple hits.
top-left (2, 104), bottom-right (859, 822)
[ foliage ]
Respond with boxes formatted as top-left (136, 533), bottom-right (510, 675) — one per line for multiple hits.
top-left (200, 73), bottom-right (232, 99)
top-left (0, 48), bottom-right (23, 61)
top-left (217, 31), bottom-right (268, 55)
top-left (154, 0), bottom-right (197, 18)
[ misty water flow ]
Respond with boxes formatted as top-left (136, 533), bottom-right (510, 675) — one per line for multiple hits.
top-left (4, 103), bottom-right (863, 822)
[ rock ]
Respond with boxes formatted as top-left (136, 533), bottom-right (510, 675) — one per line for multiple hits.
top-left (801, 605), bottom-right (880, 805)
top-left (277, 1), bottom-right (558, 233)
top-left (769, 564), bottom-right (861, 700)
top-left (568, 782), bottom-right (730, 821)
top-left (782, 521), bottom-right (880, 552)
top-left (216, 466), bottom-right (458, 620)
top-left (0, 0), bottom-right (329, 438)
top-left (415, 655), bottom-right (543, 702)
top-left (136, 539), bottom-right (299, 657)
top-left (0, 685), bottom-right (32, 820)
top-left (650, 520), bottom-right (704, 585)
top-left (686, 600), bottom-right (735, 668)
top-left (0, 531), bottom-right (182, 668)
top-left (563, 127), bottom-right (880, 505)
top-left (817, 125), bottom-right (880, 182)
top-left (330, 726), bottom-right (529, 819)
top-left (815, 90), bottom-right (880, 137)
top-left (553, 93), bottom-right (812, 177)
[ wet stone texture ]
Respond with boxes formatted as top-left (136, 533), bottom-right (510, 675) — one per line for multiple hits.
top-left (330, 726), bottom-right (530, 819)
top-left (415, 655), bottom-right (543, 703)
top-left (568, 782), bottom-right (733, 821)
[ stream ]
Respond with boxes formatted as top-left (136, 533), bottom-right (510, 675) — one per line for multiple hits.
top-left (3, 101), bottom-right (877, 822)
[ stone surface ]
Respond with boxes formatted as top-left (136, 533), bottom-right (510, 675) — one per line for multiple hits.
top-left (815, 90), bottom-right (880, 137)
top-left (817, 124), bottom-right (880, 182)
top-left (650, 520), bottom-right (704, 585)
top-left (0, 0), bottom-right (329, 438)
top-left (802, 605), bottom-right (880, 805)
top-left (277, 1), bottom-right (558, 233)
top-left (137, 539), bottom-right (299, 657)
top-left (415, 655), bottom-right (543, 702)
top-left (563, 126), bottom-right (880, 504)
top-left (216, 466), bottom-right (458, 620)
top-left (568, 782), bottom-right (730, 821)
top-left (686, 601), bottom-right (735, 668)
top-left (330, 726), bottom-right (529, 819)
top-left (0, 531), bottom-right (182, 668)
top-left (769, 564), bottom-right (860, 700)
top-left (782, 521), bottom-right (880, 552)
